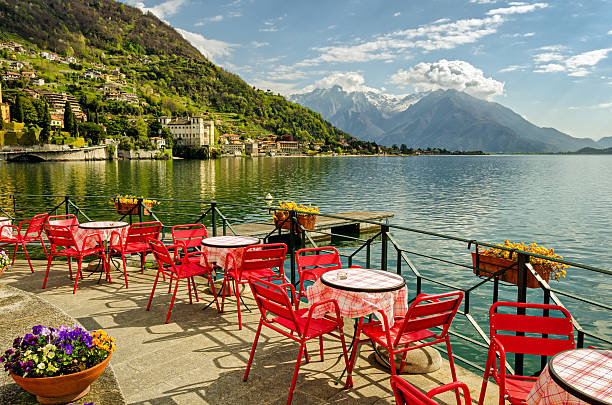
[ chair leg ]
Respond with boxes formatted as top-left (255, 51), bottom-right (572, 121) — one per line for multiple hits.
top-left (478, 351), bottom-right (493, 405)
top-left (207, 272), bottom-right (220, 312)
top-left (42, 253), bottom-right (53, 289)
top-left (338, 328), bottom-right (351, 377)
top-left (192, 277), bottom-right (199, 302)
top-left (244, 318), bottom-right (263, 381)
top-left (166, 278), bottom-right (181, 323)
top-left (287, 342), bottom-right (306, 405)
top-left (345, 318), bottom-right (364, 388)
top-left (235, 278), bottom-right (242, 330)
top-left (22, 242), bottom-right (34, 273)
top-left (11, 243), bottom-right (18, 265)
top-left (67, 257), bottom-right (73, 280)
top-left (445, 337), bottom-right (462, 405)
top-left (140, 252), bottom-right (145, 273)
top-left (319, 336), bottom-right (324, 361)
top-left (102, 252), bottom-right (111, 283)
top-left (146, 270), bottom-right (161, 311)
top-left (39, 236), bottom-right (48, 258)
top-left (187, 277), bottom-right (193, 304)
top-left (73, 257), bottom-right (83, 294)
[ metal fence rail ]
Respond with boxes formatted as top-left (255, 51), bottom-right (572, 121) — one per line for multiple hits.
top-left (1, 193), bottom-right (610, 376)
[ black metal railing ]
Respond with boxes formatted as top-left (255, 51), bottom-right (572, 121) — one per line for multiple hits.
top-left (1, 193), bottom-right (610, 376)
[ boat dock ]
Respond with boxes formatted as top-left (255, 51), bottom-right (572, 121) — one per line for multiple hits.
top-left (230, 211), bottom-right (394, 240)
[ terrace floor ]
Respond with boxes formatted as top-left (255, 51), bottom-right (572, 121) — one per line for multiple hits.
top-left (0, 258), bottom-right (500, 404)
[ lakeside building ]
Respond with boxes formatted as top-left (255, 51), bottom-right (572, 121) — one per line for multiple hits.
top-left (0, 84), bottom-right (10, 124)
top-left (158, 115), bottom-right (215, 148)
top-left (277, 140), bottom-right (300, 154)
top-left (150, 137), bottom-right (166, 149)
top-left (40, 91), bottom-right (83, 116)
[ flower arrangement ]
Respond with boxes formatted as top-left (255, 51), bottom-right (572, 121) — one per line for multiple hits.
top-left (0, 249), bottom-right (10, 276)
top-left (109, 195), bottom-right (159, 206)
top-left (479, 240), bottom-right (569, 281)
top-left (272, 201), bottom-right (319, 231)
top-left (1, 325), bottom-right (115, 378)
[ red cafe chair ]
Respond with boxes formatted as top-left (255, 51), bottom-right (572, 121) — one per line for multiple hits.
top-left (244, 277), bottom-right (350, 405)
top-left (146, 238), bottom-right (219, 323)
top-left (109, 221), bottom-right (161, 288)
top-left (390, 375), bottom-right (472, 405)
top-left (0, 213), bottom-right (49, 272)
top-left (345, 290), bottom-right (464, 404)
top-left (43, 224), bottom-right (109, 294)
top-left (171, 223), bottom-right (208, 263)
top-left (47, 214), bottom-right (79, 228)
top-left (221, 243), bottom-right (286, 330)
top-left (478, 301), bottom-right (575, 405)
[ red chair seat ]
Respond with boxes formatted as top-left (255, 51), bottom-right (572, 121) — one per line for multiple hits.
top-left (228, 267), bottom-right (278, 280)
top-left (58, 246), bottom-right (104, 257)
top-left (504, 375), bottom-right (538, 404)
top-left (118, 242), bottom-right (149, 253)
top-left (361, 319), bottom-right (436, 347)
top-left (274, 308), bottom-right (340, 338)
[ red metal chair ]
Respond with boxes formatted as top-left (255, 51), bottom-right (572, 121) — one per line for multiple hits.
top-left (295, 246), bottom-right (342, 302)
top-left (390, 375), bottom-right (472, 405)
top-left (42, 224), bottom-right (108, 294)
top-left (47, 214), bottom-right (79, 228)
top-left (221, 243), bottom-right (286, 330)
top-left (478, 301), bottom-right (575, 405)
top-left (171, 223), bottom-right (208, 263)
top-left (0, 213), bottom-right (48, 272)
top-left (345, 290), bottom-right (464, 399)
top-left (109, 221), bottom-right (161, 288)
top-left (146, 238), bottom-right (219, 323)
top-left (244, 277), bottom-right (350, 405)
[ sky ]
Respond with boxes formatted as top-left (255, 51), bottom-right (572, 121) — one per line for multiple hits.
top-left (122, 0), bottom-right (612, 141)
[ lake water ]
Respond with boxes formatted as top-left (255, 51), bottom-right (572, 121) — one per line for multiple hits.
top-left (1, 155), bottom-right (610, 366)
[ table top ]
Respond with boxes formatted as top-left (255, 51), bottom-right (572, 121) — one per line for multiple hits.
top-left (79, 221), bottom-right (130, 230)
top-left (201, 235), bottom-right (260, 249)
top-left (320, 268), bottom-right (406, 293)
top-left (0, 217), bottom-right (9, 222)
top-left (549, 348), bottom-right (612, 405)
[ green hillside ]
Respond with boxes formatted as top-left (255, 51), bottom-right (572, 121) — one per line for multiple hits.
top-left (0, 0), bottom-right (353, 146)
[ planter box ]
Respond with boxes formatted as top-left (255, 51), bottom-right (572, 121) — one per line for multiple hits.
top-left (273, 213), bottom-right (316, 231)
top-left (115, 202), bottom-right (152, 215)
top-left (472, 252), bottom-right (549, 288)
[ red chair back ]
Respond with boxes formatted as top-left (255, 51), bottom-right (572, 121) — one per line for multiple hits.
top-left (249, 277), bottom-right (301, 333)
top-left (47, 214), bottom-right (79, 228)
top-left (390, 376), bottom-right (471, 405)
top-left (396, 291), bottom-right (463, 346)
top-left (296, 246), bottom-right (341, 275)
top-left (25, 213), bottom-right (49, 237)
top-left (489, 301), bottom-right (575, 357)
top-left (44, 224), bottom-right (78, 249)
top-left (242, 243), bottom-right (286, 273)
top-left (171, 224), bottom-right (207, 249)
top-left (125, 221), bottom-right (161, 246)
top-left (149, 238), bottom-right (176, 270)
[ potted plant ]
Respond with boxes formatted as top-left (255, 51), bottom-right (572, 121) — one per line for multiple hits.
top-left (472, 240), bottom-right (569, 288)
top-left (1, 325), bottom-right (115, 404)
top-left (0, 249), bottom-right (10, 277)
top-left (110, 194), bottom-right (158, 216)
top-left (272, 201), bottom-right (319, 231)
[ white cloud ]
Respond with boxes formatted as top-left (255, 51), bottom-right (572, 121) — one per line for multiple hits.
top-left (176, 28), bottom-right (237, 63)
top-left (125, 0), bottom-right (189, 20)
top-left (608, 30), bottom-right (612, 35)
top-left (393, 12), bottom-right (401, 17)
top-left (470, 0), bottom-right (498, 3)
top-left (523, 32), bottom-right (535, 37)
top-left (569, 102), bottom-right (612, 110)
top-left (389, 59), bottom-right (504, 99)
top-left (534, 63), bottom-right (565, 73)
top-left (251, 41), bottom-right (269, 48)
top-left (499, 65), bottom-right (527, 72)
top-left (487, 2), bottom-right (548, 16)
top-left (310, 72), bottom-right (380, 93)
top-left (533, 52), bottom-right (563, 63)
top-left (565, 48), bottom-right (612, 70)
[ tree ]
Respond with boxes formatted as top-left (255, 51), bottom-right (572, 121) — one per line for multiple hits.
top-left (79, 122), bottom-right (105, 145)
top-left (38, 102), bottom-right (51, 144)
top-left (12, 94), bottom-right (24, 123)
top-left (161, 127), bottom-right (173, 149)
top-left (63, 101), bottom-right (74, 132)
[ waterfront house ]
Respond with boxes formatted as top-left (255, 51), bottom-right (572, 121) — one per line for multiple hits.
top-left (150, 136), bottom-right (166, 149)
top-left (159, 115), bottom-right (215, 148)
top-left (277, 140), bottom-right (300, 154)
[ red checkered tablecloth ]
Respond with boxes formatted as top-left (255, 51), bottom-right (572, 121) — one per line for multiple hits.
top-left (527, 349), bottom-right (612, 405)
top-left (306, 268), bottom-right (408, 326)
top-left (49, 221), bottom-right (129, 250)
top-left (201, 236), bottom-right (259, 270)
top-left (0, 217), bottom-right (12, 238)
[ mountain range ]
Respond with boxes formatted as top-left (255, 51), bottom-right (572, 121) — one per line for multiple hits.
top-left (290, 86), bottom-right (611, 152)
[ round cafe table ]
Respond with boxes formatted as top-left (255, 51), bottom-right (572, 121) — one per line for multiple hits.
top-left (78, 221), bottom-right (129, 275)
top-left (0, 217), bottom-right (12, 239)
top-left (527, 348), bottom-right (612, 405)
top-left (200, 235), bottom-right (260, 269)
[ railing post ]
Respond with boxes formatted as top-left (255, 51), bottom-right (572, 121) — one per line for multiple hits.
top-left (137, 198), bottom-right (144, 223)
top-left (289, 210), bottom-right (296, 288)
top-left (211, 202), bottom-right (217, 236)
top-left (381, 224), bottom-right (389, 271)
top-left (515, 252), bottom-right (529, 376)
top-left (396, 250), bottom-right (402, 275)
top-left (64, 196), bottom-right (70, 215)
top-left (366, 241), bottom-right (371, 268)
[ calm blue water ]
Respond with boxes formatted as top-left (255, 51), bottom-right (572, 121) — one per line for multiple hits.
top-left (1, 155), bottom-right (610, 368)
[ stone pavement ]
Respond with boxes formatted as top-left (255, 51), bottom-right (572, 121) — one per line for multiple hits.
top-left (0, 259), bottom-right (500, 404)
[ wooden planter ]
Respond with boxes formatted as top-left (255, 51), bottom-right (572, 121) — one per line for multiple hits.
top-left (10, 353), bottom-right (111, 404)
top-left (115, 202), bottom-right (153, 215)
top-left (273, 213), bottom-right (316, 231)
top-left (472, 252), bottom-right (550, 288)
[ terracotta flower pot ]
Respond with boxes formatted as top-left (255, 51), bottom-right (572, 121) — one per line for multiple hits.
top-left (472, 252), bottom-right (550, 288)
top-left (273, 213), bottom-right (316, 231)
top-left (115, 202), bottom-right (152, 215)
top-left (10, 353), bottom-right (111, 405)
top-left (0, 266), bottom-right (6, 277)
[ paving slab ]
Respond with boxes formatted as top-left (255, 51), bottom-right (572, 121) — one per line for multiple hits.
top-left (0, 259), bottom-right (500, 404)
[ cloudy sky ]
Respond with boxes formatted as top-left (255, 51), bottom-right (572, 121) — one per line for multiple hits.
top-left (123, 0), bottom-right (612, 140)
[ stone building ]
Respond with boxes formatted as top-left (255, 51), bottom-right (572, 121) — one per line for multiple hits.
top-left (158, 115), bottom-right (215, 147)
top-left (0, 84), bottom-right (10, 124)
